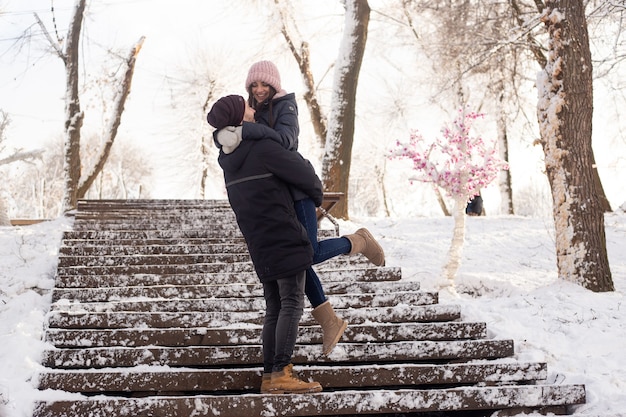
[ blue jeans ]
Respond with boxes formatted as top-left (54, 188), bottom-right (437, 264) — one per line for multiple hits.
top-left (294, 198), bottom-right (351, 308)
top-left (262, 272), bottom-right (306, 374)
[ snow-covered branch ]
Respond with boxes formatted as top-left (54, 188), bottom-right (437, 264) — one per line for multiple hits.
top-left (0, 149), bottom-right (44, 166)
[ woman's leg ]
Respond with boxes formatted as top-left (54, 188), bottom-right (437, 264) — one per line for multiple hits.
top-left (294, 198), bottom-right (351, 265)
top-left (304, 267), bottom-right (326, 308)
top-left (294, 199), bottom-right (349, 355)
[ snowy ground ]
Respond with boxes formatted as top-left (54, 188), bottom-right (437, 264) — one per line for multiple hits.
top-left (0, 211), bottom-right (625, 417)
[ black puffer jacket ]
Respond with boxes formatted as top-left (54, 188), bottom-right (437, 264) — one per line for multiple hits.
top-left (244, 92), bottom-right (312, 203)
top-left (218, 138), bottom-right (323, 283)
top-left (250, 92), bottom-right (299, 151)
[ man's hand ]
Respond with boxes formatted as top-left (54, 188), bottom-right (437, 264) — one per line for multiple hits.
top-left (217, 126), bottom-right (243, 154)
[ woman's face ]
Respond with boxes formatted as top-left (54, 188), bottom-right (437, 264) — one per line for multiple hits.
top-left (243, 101), bottom-right (256, 122)
top-left (250, 81), bottom-right (271, 104)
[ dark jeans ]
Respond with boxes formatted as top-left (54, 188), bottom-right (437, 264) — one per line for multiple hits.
top-left (262, 271), bottom-right (306, 374)
top-left (294, 198), bottom-right (351, 307)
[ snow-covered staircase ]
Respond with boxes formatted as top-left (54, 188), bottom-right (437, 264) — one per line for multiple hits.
top-left (33, 199), bottom-right (585, 416)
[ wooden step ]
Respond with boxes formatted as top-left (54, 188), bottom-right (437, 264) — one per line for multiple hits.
top-left (62, 228), bottom-right (338, 240)
top-left (56, 253), bottom-right (372, 268)
top-left (46, 304), bottom-right (462, 329)
top-left (50, 280), bottom-right (419, 302)
top-left (55, 256), bottom-right (372, 276)
top-left (59, 242), bottom-right (250, 256)
top-left (36, 362), bottom-right (548, 393)
top-left (50, 291), bottom-right (439, 313)
top-left (72, 217), bottom-right (242, 228)
top-left (73, 208), bottom-right (236, 217)
top-left (60, 237), bottom-right (246, 247)
top-left (53, 267), bottom-right (402, 288)
top-left (41, 339), bottom-right (515, 369)
top-left (44, 322), bottom-right (487, 348)
top-left (62, 228), bottom-right (244, 240)
top-left (32, 384), bottom-right (586, 417)
top-left (70, 221), bottom-right (243, 232)
top-left (74, 208), bottom-right (235, 216)
top-left (75, 199), bottom-right (232, 209)
top-left (57, 252), bottom-right (254, 267)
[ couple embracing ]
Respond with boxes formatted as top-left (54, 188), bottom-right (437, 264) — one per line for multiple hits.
top-left (207, 60), bottom-right (385, 394)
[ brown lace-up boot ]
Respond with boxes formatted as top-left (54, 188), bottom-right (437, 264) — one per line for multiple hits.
top-left (266, 364), bottom-right (322, 394)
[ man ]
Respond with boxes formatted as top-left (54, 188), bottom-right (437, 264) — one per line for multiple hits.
top-left (208, 95), bottom-right (322, 394)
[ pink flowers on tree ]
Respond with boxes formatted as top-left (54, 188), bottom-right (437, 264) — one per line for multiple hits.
top-left (389, 107), bottom-right (507, 203)
top-left (389, 107), bottom-right (508, 290)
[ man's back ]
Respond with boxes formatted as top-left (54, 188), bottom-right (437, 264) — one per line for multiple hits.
top-left (218, 138), bottom-right (322, 282)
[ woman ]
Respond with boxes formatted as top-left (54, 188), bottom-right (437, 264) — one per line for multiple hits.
top-left (243, 60), bottom-right (386, 354)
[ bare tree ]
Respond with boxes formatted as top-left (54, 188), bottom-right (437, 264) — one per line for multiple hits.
top-left (34, 0), bottom-right (86, 212)
top-left (9, 135), bottom-right (152, 219)
top-left (537, 0), bottom-right (614, 292)
top-left (35, 0), bottom-right (144, 212)
top-left (167, 55), bottom-right (225, 199)
top-left (7, 138), bottom-right (65, 219)
top-left (77, 38), bottom-right (145, 199)
top-left (82, 136), bottom-right (153, 200)
top-left (0, 110), bottom-right (43, 224)
top-left (273, 0), bottom-right (329, 149)
top-left (200, 88), bottom-right (216, 199)
top-left (493, 78), bottom-right (514, 214)
top-left (321, 0), bottom-right (370, 219)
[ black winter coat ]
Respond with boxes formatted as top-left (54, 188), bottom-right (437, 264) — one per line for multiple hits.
top-left (218, 138), bottom-right (323, 283)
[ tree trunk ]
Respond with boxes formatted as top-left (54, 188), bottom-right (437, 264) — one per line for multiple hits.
top-left (200, 85), bottom-right (215, 200)
top-left (537, 0), bottom-right (614, 292)
top-left (321, 0), bottom-right (370, 220)
top-left (61, 0), bottom-right (86, 212)
top-left (434, 186), bottom-right (450, 217)
top-left (496, 88), bottom-right (514, 214)
top-left (518, 0), bottom-right (611, 215)
top-left (441, 196), bottom-right (466, 291)
top-left (77, 37), bottom-right (145, 199)
top-left (274, 0), bottom-right (328, 148)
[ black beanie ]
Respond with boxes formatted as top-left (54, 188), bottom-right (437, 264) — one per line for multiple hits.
top-left (207, 95), bottom-right (245, 130)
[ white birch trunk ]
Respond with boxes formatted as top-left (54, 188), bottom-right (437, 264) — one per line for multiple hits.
top-left (440, 196), bottom-right (466, 292)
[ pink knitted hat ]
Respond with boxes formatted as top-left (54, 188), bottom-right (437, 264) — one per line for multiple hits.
top-left (245, 60), bottom-right (282, 92)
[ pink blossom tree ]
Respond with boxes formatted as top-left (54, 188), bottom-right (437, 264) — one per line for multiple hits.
top-left (389, 107), bottom-right (508, 291)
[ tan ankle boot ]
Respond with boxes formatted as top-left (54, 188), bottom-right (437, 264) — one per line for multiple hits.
top-left (345, 228), bottom-right (385, 266)
top-left (312, 301), bottom-right (348, 355)
top-left (267, 364), bottom-right (322, 394)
